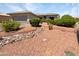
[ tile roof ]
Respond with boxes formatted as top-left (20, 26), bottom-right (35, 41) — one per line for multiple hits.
top-left (8, 10), bottom-right (32, 14)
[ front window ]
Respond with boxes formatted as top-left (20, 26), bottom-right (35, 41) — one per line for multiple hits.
top-left (49, 17), bottom-right (54, 20)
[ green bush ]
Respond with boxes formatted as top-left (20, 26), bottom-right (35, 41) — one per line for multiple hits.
top-left (54, 19), bottom-right (64, 26)
top-left (46, 19), bottom-right (54, 24)
top-left (40, 19), bottom-right (47, 23)
top-left (12, 21), bottom-right (20, 30)
top-left (2, 20), bottom-right (20, 32)
top-left (54, 15), bottom-right (76, 27)
top-left (29, 18), bottom-right (41, 27)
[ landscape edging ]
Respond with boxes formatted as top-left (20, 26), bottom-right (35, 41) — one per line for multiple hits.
top-left (0, 27), bottom-right (43, 49)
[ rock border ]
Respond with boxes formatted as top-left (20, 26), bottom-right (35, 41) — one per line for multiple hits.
top-left (0, 27), bottom-right (43, 48)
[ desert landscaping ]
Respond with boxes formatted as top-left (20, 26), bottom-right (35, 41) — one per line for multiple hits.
top-left (0, 24), bottom-right (79, 56)
top-left (0, 12), bottom-right (79, 56)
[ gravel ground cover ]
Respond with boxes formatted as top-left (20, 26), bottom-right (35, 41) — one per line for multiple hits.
top-left (0, 24), bottom-right (78, 56)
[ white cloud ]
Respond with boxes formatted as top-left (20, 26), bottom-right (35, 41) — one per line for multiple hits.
top-left (5, 4), bottom-right (24, 11)
top-left (61, 10), bottom-right (70, 17)
top-left (61, 7), bottom-right (79, 17)
top-left (3, 3), bottom-right (79, 17)
top-left (3, 3), bottom-right (41, 13)
top-left (22, 3), bottom-right (41, 13)
top-left (70, 7), bottom-right (78, 17)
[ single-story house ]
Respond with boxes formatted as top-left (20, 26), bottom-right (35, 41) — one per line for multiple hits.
top-left (8, 10), bottom-right (60, 21)
top-left (8, 10), bottom-right (40, 21)
top-left (0, 13), bottom-right (11, 22)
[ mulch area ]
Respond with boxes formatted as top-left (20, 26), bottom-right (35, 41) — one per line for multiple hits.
top-left (0, 24), bottom-right (79, 56)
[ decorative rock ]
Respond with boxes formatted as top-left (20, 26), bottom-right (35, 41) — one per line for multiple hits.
top-left (0, 27), bottom-right (43, 48)
top-left (0, 37), bottom-right (3, 40)
top-left (5, 40), bottom-right (9, 44)
top-left (42, 38), bottom-right (47, 42)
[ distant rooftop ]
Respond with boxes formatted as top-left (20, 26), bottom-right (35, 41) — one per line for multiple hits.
top-left (7, 10), bottom-right (59, 17)
top-left (0, 12), bottom-right (10, 16)
top-left (36, 13), bottom-right (59, 16)
top-left (8, 10), bottom-right (32, 14)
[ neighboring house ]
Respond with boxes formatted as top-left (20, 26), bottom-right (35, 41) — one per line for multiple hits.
top-left (75, 17), bottom-right (79, 22)
top-left (0, 13), bottom-right (11, 22)
top-left (0, 13), bottom-right (11, 31)
top-left (37, 13), bottom-right (60, 20)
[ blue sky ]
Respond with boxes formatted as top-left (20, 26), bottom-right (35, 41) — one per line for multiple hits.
top-left (0, 3), bottom-right (79, 17)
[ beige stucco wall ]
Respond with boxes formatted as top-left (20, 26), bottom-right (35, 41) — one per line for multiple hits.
top-left (0, 16), bottom-right (11, 22)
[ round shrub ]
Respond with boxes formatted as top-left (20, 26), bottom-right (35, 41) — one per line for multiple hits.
top-left (29, 18), bottom-right (41, 27)
top-left (55, 15), bottom-right (76, 27)
top-left (12, 21), bottom-right (20, 30)
top-left (1, 20), bottom-right (20, 32)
